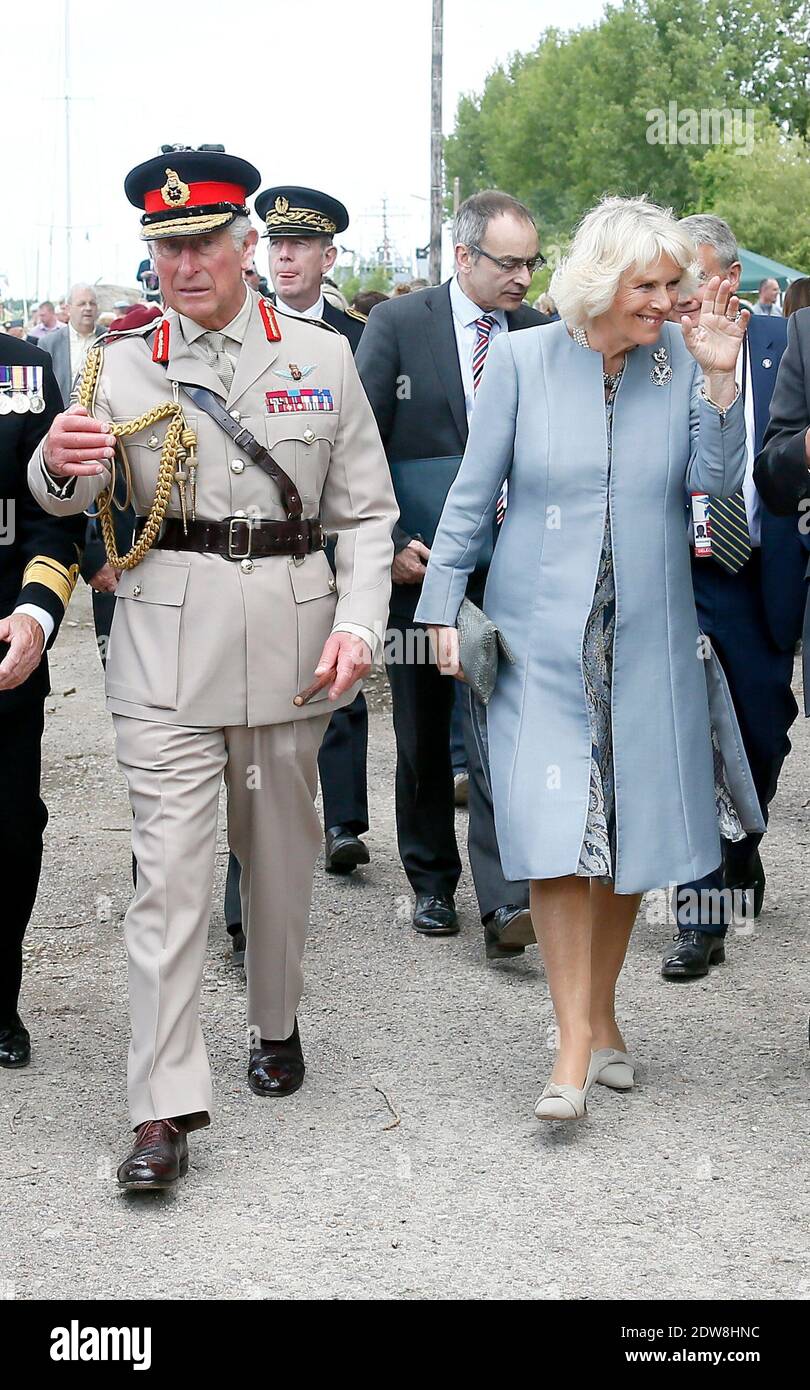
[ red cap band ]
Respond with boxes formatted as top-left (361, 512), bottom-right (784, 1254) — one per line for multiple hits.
top-left (144, 180), bottom-right (247, 214)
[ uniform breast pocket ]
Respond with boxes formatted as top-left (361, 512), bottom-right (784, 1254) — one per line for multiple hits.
top-left (288, 553), bottom-right (338, 701)
top-left (263, 413), bottom-right (339, 504)
top-left (106, 561), bottom-right (190, 710)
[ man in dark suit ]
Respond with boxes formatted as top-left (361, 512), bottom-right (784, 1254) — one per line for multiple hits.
top-left (38, 285), bottom-right (104, 405)
top-left (356, 190), bottom-right (550, 954)
top-left (0, 335), bottom-right (84, 1066)
top-left (753, 305), bottom-right (810, 703)
top-left (255, 185), bottom-right (372, 879)
top-left (662, 216), bottom-right (807, 980)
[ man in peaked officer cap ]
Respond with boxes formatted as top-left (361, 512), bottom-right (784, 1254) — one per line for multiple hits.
top-left (256, 185), bottom-right (372, 879)
top-left (29, 145), bottom-right (397, 1192)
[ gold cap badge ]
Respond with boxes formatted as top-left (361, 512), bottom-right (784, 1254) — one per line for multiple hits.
top-left (274, 195), bottom-right (290, 215)
top-left (161, 169), bottom-right (191, 208)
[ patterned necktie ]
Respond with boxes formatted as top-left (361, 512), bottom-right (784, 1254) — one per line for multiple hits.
top-left (472, 313), bottom-right (496, 394)
top-left (708, 490), bottom-right (752, 574)
top-left (197, 330), bottom-right (235, 393)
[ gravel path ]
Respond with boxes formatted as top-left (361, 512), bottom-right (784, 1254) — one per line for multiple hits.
top-left (2, 583), bottom-right (808, 1301)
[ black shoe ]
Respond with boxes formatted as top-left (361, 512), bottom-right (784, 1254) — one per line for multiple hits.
top-left (248, 1018), bottom-right (305, 1097)
top-left (0, 1015), bottom-right (31, 1069)
top-left (230, 928), bottom-right (246, 968)
top-left (412, 894), bottom-right (459, 936)
top-left (661, 930), bottom-right (726, 981)
top-left (483, 904), bottom-right (534, 959)
top-left (324, 825), bottom-right (370, 875)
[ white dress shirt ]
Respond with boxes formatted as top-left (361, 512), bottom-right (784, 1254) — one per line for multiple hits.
top-left (274, 292), bottom-right (326, 321)
top-left (448, 275), bottom-right (507, 422)
top-left (12, 603), bottom-right (54, 642)
top-left (69, 324), bottom-right (96, 382)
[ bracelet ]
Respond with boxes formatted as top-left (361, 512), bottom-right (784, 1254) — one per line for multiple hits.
top-left (698, 383), bottom-right (740, 417)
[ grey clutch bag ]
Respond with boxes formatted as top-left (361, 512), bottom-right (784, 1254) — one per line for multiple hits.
top-left (456, 597), bottom-right (515, 705)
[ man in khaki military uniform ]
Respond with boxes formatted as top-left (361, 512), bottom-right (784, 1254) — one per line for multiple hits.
top-left (29, 145), bottom-right (396, 1191)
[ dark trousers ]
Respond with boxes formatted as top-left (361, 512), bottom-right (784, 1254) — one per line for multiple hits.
top-left (0, 700), bottom-right (47, 1022)
top-left (450, 681), bottom-right (468, 775)
top-left (676, 552), bottom-right (798, 934)
top-left (317, 692), bottom-right (369, 833)
top-left (386, 614), bottom-right (528, 918)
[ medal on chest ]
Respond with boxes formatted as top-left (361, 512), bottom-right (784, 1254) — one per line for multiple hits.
top-left (0, 364), bottom-right (45, 414)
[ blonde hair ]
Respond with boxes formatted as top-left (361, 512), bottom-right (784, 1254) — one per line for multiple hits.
top-left (551, 195), bottom-right (698, 327)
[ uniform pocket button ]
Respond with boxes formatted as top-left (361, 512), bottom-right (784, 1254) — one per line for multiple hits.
top-left (132, 584), bottom-right (142, 597)
top-left (240, 559), bottom-right (254, 574)
top-left (303, 428), bottom-right (315, 444)
top-left (230, 459), bottom-right (245, 474)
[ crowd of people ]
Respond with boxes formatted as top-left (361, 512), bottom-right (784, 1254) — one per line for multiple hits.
top-left (1, 143), bottom-right (808, 1190)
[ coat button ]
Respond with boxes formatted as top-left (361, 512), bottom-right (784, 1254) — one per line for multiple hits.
top-left (762, 358), bottom-right (772, 369)
top-left (230, 409), bottom-right (241, 420)
top-left (132, 584), bottom-right (142, 597)
top-left (240, 559), bottom-right (254, 574)
top-left (328, 577), bottom-right (336, 591)
top-left (230, 459), bottom-right (245, 474)
top-left (303, 428), bottom-right (315, 444)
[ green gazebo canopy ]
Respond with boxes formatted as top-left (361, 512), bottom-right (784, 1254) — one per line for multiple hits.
top-left (738, 247), bottom-right (806, 293)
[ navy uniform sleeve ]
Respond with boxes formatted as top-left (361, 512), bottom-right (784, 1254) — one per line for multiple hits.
top-left (16, 353), bottom-right (84, 645)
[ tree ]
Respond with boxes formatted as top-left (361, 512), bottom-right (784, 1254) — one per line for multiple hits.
top-left (697, 121), bottom-right (810, 268)
top-left (444, 0), bottom-right (810, 245)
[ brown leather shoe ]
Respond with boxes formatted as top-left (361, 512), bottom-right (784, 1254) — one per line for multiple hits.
top-left (117, 1118), bottom-right (189, 1192)
top-left (248, 1018), bottom-right (305, 1097)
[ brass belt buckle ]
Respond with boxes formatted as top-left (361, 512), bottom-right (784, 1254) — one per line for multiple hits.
top-left (228, 515), bottom-right (252, 560)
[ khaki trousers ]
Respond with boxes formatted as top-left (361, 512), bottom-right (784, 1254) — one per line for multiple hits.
top-left (113, 712), bottom-right (330, 1130)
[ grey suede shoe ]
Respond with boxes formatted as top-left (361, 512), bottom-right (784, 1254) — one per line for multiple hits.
top-left (592, 1047), bottom-right (635, 1090)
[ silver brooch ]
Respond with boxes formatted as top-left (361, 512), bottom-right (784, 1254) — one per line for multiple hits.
top-left (650, 345), bottom-right (672, 386)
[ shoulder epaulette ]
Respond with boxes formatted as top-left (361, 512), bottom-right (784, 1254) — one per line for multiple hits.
top-left (345, 307), bottom-right (368, 323)
top-left (272, 305), bottom-right (340, 335)
top-left (96, 320), bottom-right (163, 349)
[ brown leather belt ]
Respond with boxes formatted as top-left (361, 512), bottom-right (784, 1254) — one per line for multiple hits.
top-left (136, 516), bottom-right (326, 560)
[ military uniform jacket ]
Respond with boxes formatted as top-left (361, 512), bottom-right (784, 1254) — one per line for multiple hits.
top-left (1, 336), bottom-right (83, 714)
top-left (28, 292), bottom-right (397, 727)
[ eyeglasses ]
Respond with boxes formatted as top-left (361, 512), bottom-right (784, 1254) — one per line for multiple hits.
top-left (470, 244), bottom-right (547, 275)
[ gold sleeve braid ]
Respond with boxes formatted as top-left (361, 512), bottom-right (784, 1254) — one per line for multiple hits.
top-left (76, 344), bottom-right (196, 570)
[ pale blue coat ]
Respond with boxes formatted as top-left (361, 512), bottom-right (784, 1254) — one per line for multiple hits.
top-left (414, 320), bottom-right (750, 893)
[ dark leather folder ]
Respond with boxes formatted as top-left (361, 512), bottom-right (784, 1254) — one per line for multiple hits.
top-left (390, 455), bottom-right (494, 569)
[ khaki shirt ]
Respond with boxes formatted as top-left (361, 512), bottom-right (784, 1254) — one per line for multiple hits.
top-left (29, 291), bottom-right (397, 727)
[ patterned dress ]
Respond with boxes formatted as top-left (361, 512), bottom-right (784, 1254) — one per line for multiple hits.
top-left (576, 366), bottom-right (745, 880)
top-left (577, 368), bottom-right (622, 878)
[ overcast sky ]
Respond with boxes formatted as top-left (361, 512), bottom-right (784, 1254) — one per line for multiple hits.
top-left (0, 0), bottom-right (607, 301)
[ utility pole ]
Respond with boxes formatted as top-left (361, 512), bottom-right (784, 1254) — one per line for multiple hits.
top-left (429, 0), bottom-right (443, 285)
top-left (64, 0), bottom-right (72, 291)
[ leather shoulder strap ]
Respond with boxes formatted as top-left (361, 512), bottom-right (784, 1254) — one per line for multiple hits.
top-left (179, 381), bottom-right (303, 520)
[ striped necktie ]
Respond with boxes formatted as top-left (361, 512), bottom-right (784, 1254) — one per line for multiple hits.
top-left (708, 490), bottom-right (752, 574)
top-left (472, 313), bottom-right (496, 394)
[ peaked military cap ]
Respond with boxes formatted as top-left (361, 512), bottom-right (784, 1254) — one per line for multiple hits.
top-left (125, 144), bottom-right (261, 240)
top-left (255, 186), bottom-right (349, 239)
